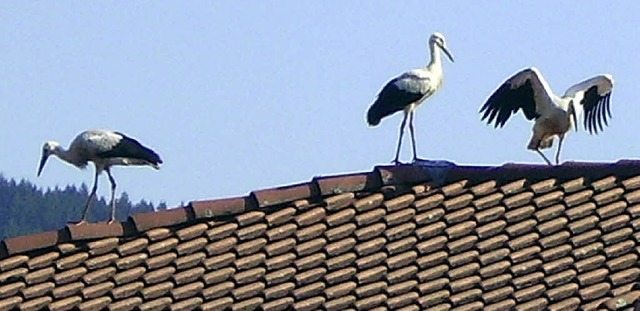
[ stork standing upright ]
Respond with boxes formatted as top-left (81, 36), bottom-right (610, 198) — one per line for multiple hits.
top-left (479, 67), bottom-right (614, 165)
top-left (37, 130), bottom-right (162, 224)
top-left (367, 32), bottom-right (454, 164)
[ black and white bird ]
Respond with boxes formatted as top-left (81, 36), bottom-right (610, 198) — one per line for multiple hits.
top-left (367, 32), bottom-right (454, 164)
top-left (37, 130), bottom-right (162, 224)
top-left (480, 67), bottom-right (614, 165)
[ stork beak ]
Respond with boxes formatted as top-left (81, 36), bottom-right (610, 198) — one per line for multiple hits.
top-left (440, 44), bottom-right (455, 63)
top-left (37, 153), bottom-right (49, 177)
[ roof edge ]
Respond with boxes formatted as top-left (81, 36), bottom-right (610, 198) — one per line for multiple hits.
top-left (3, 159), bottom-right (640, 258)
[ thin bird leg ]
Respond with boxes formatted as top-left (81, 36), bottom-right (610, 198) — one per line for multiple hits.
top-left (393, 112), bottom-right (409, 165)
top-left (536, 149), bottom-right (553, 166)
top-left (75, 169), bottom-right (100, 225)
top-left (106, 168), bottom-right (117, 224)
top-left (555, 135), bottom-right (565, 165)
top-left (408, 111), bottom-right (423, 162)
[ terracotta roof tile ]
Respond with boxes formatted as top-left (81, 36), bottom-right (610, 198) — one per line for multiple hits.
top-left (3, 230), bottom-right (60, 256)
top-left (447, 207), bottom-right (476, 224)
top-left (292, 296), bottom-right (323, 311)
top-left (539, 230), bottom-right (570, 249)
top-left (444, 193), bottom-right (474, 210)
top-left (447, 221), bottom-right (476, 239)
top-left (0, 296), bottom-right (22, 310)
top-left (574, 255), bottom-right (605, 274)
top-left (414, 222), bottom-right (445, 241)
top-left (505, 205), bottom-right (536, 224)
top-left (324, 267), bottom-right (356, 286)
top-left (174, 252), bottom-right (205, 270)
top-left (415, 251), bottom-right (446, 271)
top-left (325, 295), bottom-right (356, 311)
top-left (144, 253), bottom-right (176, 272)
top-left (235, 238), bottom-right (267, 257)
top-left (200, 296), bottom-right (233, 310)
top-left (131, 207), bottom-right (190, 232)
top-left (326, 208), bottom-right (356, 228)
top-left (0, 281), bottom-right (24, 299)
top-left (251, 182), bottom-right (317, 208)
top-left (202, 281), bottom-right (232, 300)
top-left (107, 296), bottom-right (143, 311)
top-left (19, 296), bottom-right (53, 311)
top-left (170, 297), bottom-right (204, 311)
top-left (261, 297), bottom-right (293, 311)
top-left (580, 282), bottom-right (611, 300)
top-left (169, 281), bottom-right (204, 300)
top-left (625, 190), bottom-right (640, 205)
top-left (604, 227), bottom-right (634, 246)
top-left (469, 180), bottom-right (497, 196)
top-left (561, 177), bottom-right (586, 193)
top-left (530, 178), bottom-right (557, 193)
top-left (472, 192), bottom-right (504, 210)
top-left (2, 163), bottom-right (640, 310)
top-left (77, 296), bottom-right (112, 311)
top-left (263, 253), bottom-right (293, 271)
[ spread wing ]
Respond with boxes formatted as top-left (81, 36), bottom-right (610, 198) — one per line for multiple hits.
top-left (563, 74), bottom-right (614, 134)
top-left (480, 67), bottom-right (555, 128)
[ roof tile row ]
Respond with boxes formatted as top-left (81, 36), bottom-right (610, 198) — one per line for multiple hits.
top-left (0, 161), bottom-right (639, 310)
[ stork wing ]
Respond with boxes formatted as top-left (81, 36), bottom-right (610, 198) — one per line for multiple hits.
top-left (479, 67), bottom-right (554, 128)
top-left (367, 72), bottom-right (430, 126)
top-left (563, 74), bottom-right (614, 134)
top-left (97, 132), bottom-right (163, 165)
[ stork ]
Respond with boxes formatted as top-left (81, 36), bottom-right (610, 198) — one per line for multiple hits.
top-left (37, 130), bottom-right (162, 224)
top-left (479, 67), bottom-right (614, 165)
top-left (367, 32), bottom-right (454, 164)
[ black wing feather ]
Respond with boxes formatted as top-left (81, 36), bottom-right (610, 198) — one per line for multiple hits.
top-left (97, 132), bottom-right (162, 165)
top-left (480, 79), bottom-right (539, 128)
top-left (367, 80), bottom-right (424, 126)
top-left (581, 86), bottom-right (612, 134)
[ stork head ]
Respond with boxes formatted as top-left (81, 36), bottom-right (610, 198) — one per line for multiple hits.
top-left (429, 32), bottom-right (454, 63)
top-left (37, 141), bottom-right (59, 176)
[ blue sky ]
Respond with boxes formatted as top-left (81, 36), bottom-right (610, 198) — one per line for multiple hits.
top-left (1, 2), bottom-right (638, 207)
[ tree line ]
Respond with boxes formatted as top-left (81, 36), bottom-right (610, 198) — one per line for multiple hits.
top-left (0, 174), bottom-right (167, 240)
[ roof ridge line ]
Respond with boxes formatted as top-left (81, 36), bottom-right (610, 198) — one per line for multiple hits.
top-left (3, 159), bottom-right (640, 258)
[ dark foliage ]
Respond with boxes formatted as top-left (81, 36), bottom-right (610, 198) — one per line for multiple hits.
top-left (0, 173), bottom-right (165, 240)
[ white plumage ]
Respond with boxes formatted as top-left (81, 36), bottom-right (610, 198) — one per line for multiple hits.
top-left (367, 32), bottom-right (455, 164)
top-left (37, 130), bottom-right (162, 224)
top-left (480, 67), bottom-right (614, 165)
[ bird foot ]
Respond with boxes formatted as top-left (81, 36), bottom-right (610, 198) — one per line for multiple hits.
top-left (412, 157), bottom-right (429, 163)
top-left (69, 220), bottom-right (88, 226)
top-left (107, 219), bottom-right (116, 225)
top-left (391, 159), bottom-right (404, 165)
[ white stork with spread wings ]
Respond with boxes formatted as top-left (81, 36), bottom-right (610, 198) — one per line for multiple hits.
top-left (480, 67), bottom-right (614, 165)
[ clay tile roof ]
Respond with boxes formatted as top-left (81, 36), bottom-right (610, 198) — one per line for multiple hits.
top-left (1, 161), bottom-right (640, 310)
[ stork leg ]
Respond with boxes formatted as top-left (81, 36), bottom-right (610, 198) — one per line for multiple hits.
top-left (408, 111), bottom-right (423, 162)
top-left (536, 149), bottom-right (553, 166)
top-left (106, 168), bottom-right (117, 224)
top-left (74, 169), bottom-right (100, 225)
top-left (393, 112), bottom-right (409, 165)
top-left (554, 135), bottom-right (565, 165)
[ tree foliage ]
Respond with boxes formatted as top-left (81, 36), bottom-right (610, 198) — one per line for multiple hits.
top-left (0, 174), bottom-right (165, 240)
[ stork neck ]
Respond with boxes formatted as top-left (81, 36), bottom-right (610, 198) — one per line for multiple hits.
top-left (427, 43), bottom-right (443, 73)
top-left (52, 145), bottom-right (81, 166)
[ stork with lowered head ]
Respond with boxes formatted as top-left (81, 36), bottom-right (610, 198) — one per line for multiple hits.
top-left (37, 129), bottom-right (162, 224)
